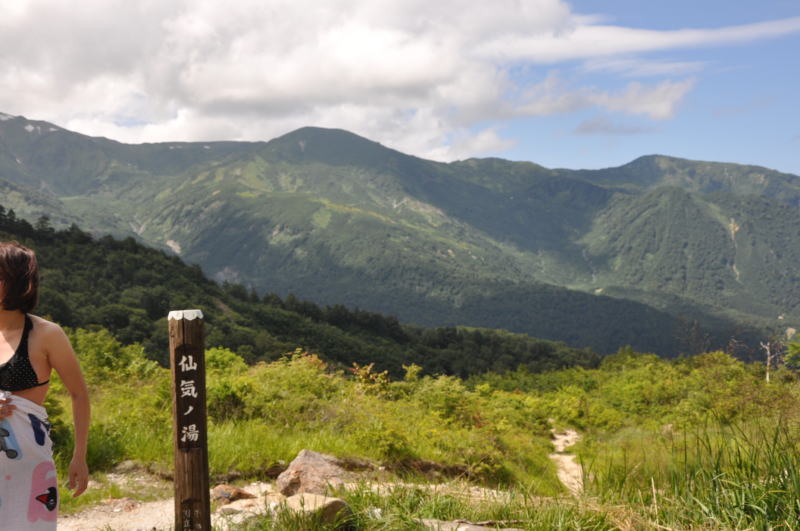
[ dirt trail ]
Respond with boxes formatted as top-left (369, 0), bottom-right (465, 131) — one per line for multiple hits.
top-left (58, 497), bottom-right (174, 531)
top-left (549, 429), bottom-right (583, 496)
top-left (57, 478), bottom-right (516, 530)
top-left (58, 433), bottom-right (586, 530)
top-left (58, 481), bottom-right (273, 531)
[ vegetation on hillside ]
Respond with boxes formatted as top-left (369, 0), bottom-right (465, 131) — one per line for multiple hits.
top-left (0, 204), bottom-right (597, 376)
top-left (3, 115), bottom-right (795, 357)
top-left (4, 114), bottom-right (800, 529)
top-left (47, 326), bottom-right (800, 529)
top-left (471, 347), bottom-right (800, 529)
top-left (0, 198), bottom-right (790, 528)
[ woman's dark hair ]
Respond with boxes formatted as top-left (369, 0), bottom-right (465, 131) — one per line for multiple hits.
top-left (0, 241), bottom-right (39, 313)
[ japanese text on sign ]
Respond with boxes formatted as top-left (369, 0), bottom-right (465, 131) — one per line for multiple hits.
top-left (175, 346), bottom-right (203, 449)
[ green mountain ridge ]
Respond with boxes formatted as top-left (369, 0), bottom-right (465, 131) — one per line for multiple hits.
top-left (573, 154), bottom-right (800, 203)
top-left (0, 206), bottom-right (603, 376)
top-left (1, 112), bottom-right (797, 355)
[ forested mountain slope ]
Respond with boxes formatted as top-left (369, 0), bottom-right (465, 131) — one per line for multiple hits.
top-left (0, 206), bottom-right (603, 376)
top-left (1, 111), bottom-right (795, 356)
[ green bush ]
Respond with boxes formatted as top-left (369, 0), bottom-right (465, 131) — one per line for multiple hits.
top-left (207, 378), bottom-right (251, 422)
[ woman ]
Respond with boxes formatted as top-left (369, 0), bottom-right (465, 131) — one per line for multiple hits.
top-left (0, 241), bottom-right (89, 529)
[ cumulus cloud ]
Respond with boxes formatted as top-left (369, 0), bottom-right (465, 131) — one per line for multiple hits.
top-left (0, 0), bottom-right (797, 160)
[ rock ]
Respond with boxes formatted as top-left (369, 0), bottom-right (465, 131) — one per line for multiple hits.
top-left (285, 493), bottom-right (352, 527)
top-left (276, 449), bottom-right (351, 496)
top-left (218, 505), bottom-right (245, 516)
top-left (212, 492), bottom-right (286, 530)
top-left (264, 492), bottom-right (287, 513)
top-left (211, 484), bottom-right (256, 503)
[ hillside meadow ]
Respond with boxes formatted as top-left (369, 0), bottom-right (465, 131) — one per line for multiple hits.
top-left (47, 330), bottom-right (800, 529)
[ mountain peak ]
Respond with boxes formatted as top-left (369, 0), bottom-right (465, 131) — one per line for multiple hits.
top-left (0, 112), bottom-right (67, 137)
top-left (264, 126), bottom-right (412, 168)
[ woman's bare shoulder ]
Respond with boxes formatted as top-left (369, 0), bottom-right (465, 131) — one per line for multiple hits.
top-left (29, 314), bottom-right (68, 338)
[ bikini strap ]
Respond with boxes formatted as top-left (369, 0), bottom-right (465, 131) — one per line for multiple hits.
top-left (18, 314), bottom-right (33, 355)
top-left (22, 315), bottom-right (49, 387)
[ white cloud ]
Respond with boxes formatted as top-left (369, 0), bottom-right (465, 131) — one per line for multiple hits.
top-left (593, 79), bottom-right (696, 120)
top-left (480, 17), bottom-right (800, 63)
top-left (581, 57), bottom-right (706, 77)
top-left (518, 74), bottom-right (694, 120)
top-left (0, 1), bottom-right (797, 160)
top-left (427, 127), bottom-right (517, 161)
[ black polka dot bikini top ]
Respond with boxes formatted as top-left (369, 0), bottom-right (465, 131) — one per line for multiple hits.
top-left (0, 315), bottom-right (49, 392)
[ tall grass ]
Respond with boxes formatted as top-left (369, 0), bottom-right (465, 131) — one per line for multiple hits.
top-left (584, 419), bottom-right (800, 529)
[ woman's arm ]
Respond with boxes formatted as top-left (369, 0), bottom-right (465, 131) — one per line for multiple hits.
top-left (46, 324), bottom-right (90, 497)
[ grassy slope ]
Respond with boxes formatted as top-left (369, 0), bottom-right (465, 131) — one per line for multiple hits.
top-left (471, 349), bottom-right (800, 529)
top-left (51, 327), bottom-right (800, 529)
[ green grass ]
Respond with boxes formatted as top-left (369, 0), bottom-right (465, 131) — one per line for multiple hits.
top-left (582, 420), bottom-right (800, 529)
top-left (43, 340), bottom-right (800, 529)
top-left (235, 483), bottom-right (614, 530)
top-left (50, 348), bottom-right (564, 493)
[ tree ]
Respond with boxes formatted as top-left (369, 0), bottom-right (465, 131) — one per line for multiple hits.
top-left (785, 335), bottom-right (800, 371)
top-left (760, 337), bottom-right (786, 382)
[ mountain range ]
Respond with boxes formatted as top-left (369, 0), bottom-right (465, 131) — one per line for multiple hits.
top-left (2, 110), bottom-right (797, 355)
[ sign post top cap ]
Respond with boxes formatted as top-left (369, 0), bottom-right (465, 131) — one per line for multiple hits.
top-left (168, 309), bottom-right (204, 321)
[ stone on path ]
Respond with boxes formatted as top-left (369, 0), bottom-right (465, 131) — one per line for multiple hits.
top-left (285, 492), bottom-right (353, 526)
top-left (211, 484), bottom-right (256, 503)
top-left (212, 482), bottom-right (283, 530)
top-left (276, 449), bottom-right (351, 496)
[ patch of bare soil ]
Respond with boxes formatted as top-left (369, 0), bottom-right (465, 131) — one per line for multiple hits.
top-left (58, 479), bottom-right (274, 530)
top-left (549, 428), bottom-right (583, 496)
top-left (58, 497), bottom-right (174, 531)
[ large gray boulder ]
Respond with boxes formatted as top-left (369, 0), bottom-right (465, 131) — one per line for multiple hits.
top-left (276, 449), bottom-right (351, 496)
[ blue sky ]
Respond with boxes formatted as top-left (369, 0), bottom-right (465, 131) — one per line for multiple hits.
top-left (0, 0), bottom-right (798, 173)
top-left (497, 1), bottom-right (800, 173)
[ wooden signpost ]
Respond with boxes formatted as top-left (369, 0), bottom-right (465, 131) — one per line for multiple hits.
top-left (168, 309), bottom-right (211, 530)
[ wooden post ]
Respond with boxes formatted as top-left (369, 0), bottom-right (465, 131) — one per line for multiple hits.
top-left (168, 309), bottom-right (211, 531)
